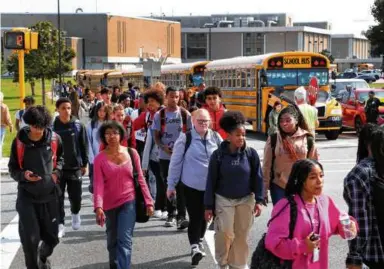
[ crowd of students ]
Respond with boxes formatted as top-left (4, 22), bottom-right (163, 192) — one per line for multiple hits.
top-left (6, 81), bottom-right (384, 269)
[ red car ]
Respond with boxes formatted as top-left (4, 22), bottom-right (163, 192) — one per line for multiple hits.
top-left (339, 88), bottom-right (384, 133)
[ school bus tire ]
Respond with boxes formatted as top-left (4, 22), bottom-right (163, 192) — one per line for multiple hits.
top-left (324, 130), bottom-right (339, 140)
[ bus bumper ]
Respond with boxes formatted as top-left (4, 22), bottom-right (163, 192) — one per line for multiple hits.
top-left (317, 116), bottom-right (342, 131)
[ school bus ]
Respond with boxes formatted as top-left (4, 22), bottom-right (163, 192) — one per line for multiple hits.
top-left (160, 61), bottom-right (209, 89)
top-left (358, 63), bottom-right (374, 71)
top-left (122, 68), bottom-right (145, 89)
top-left (205, 52), bottom-right (343, 140)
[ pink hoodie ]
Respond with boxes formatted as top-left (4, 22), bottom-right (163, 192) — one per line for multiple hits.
top-left (265, 195), bottom-right (357, 269)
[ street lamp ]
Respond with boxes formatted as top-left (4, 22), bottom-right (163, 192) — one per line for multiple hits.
top-left (58, 0), bottom-right (62, 85)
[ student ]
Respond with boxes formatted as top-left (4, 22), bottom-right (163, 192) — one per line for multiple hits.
top-left (365, 90), bottom-right (383, 124)
top-left (0, 92), bottom-right (13, 147)
top-left (265, 159), bottom-right (357, 269)
top-left (202, 86), bottom-right (227, 139)
top-left (152, 87), bottom-right (192, 228)
top-left (204, 111), bottom-right (264, 269)
top-left (294, 87), bottom-right (319, 137)
top-left (53, 98), bottom-right (89, 238)
top-left (8, 106), bottom-right (64, 269)
top-left (94, 121), bottom-right (154, 269)
top-left (344, 125), bottom-right (384, 269)
top-left (16, 96), bottom-right (35, 131)
top-left (267, 101), bottom-right (282, 136)
top-left (101, 88), bottom-right (113, 105)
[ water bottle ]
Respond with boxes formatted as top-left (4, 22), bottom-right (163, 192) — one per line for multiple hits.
top-left (339, 214), bottom-right (355, 240)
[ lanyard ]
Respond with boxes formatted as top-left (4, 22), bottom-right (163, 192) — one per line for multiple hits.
top-left (299, 196), bottom-right (321, 234)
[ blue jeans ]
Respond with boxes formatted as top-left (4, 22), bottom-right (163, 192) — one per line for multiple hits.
top-left (270, 183), bottom-right (286, 205)
top-left (105, 200), bottom-right (136, 269)
top-left (147, 169), bottom-right (157, 200)
top-left (0, 126), bottom-right (6, 145)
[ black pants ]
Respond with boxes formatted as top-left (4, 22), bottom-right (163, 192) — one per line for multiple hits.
top-left (150, 160), bottom-right (166, 211)
top-left (59, 170), bottom-right (82, 224)
top-left (17, 197), bottom-right (59, 269)
top-left (136, 140), bottom-right (145, 161)
top-left (159, 159), bottom-right (186, 219)
top-left (367, 113), bottom-right (378, 124)
top-left (364, 261), bottom-right (384, 269)
top-left (184, 184), bottom-right (207, 245)
top-left (88, 163), bottom-right (94, 194)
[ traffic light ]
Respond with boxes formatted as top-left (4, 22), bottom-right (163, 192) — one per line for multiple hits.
top-left (3, 29), bottom-right (39, 50)
top-left (3, 31), bottom-right (25, 50)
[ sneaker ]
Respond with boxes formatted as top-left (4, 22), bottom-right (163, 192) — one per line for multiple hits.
top-left (161, 211), bottom-right (168, 220)
top-left (177, 217), bottom-right (189, 230)
top-left (58, 224), bottom-right (65, 238)
top-left (37, 241), bottom-right (51, 269)
top-left (153, 210), bottom-right (162, 219)
top-left (164, 217), bottom-right (176, 227)
top-left (191, 245), bottom-right (203, 267)
top-left (71, 214), bottom-right (81, 230)
top-left (198, 240), bottom-right (206, 257)
top-left (208, 220), bottom-right (215, 231)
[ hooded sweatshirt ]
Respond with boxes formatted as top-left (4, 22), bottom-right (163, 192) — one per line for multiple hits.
top-left (202, 104), bottom-right (227, 139)
top-left (53, 116), bottom-right (88, 171)
top-left (204, 140), bottom-right (264, 210)
top-left (8, 127), bottom-right (64, 202)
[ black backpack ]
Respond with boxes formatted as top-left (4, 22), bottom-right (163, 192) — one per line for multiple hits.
top-left (250, 196), bottom-right (298, 269)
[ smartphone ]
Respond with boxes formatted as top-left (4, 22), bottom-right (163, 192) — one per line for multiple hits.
top-left (30, 173), bottom-right (39, 178)
top-left (310, 233), bottom-right (320, 241)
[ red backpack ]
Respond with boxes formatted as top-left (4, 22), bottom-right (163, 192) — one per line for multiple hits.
top-left (159, 107), bottom-right (188, 135)
top-left (16, 132), bottom-right (59, 169)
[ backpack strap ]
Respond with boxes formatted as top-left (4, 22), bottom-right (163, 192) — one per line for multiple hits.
top-left (16, 138), bottom-right (25, 169)
top-left (51, 132), bottom-right (59, 169)
top-left (125, 117), bottom-right (133, 147)
top-left (127, 147), bottom-right (139, 186)
top-left (270, 133), bottom-right (278, 183)
top-left (183, 131), bottom-right (192, 158)
top-left (306, 134), bottom-right (314, 158)
top-left (180, 107), bottom-right (188, 133)
top-left (160, 108), bottom-right (166, 136)
top-left (212, 130), bottom-right (221, 148)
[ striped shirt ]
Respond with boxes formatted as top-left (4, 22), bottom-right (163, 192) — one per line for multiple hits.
top-left (343, 158), bottom-right (384, 265)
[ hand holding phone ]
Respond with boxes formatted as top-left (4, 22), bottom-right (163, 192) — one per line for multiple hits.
top-left (24, 170), bottom-right (42, 182)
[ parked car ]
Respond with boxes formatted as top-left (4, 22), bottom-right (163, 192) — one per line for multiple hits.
top-left (337, 72), bottom-right (358, 79)
top-left (330, 79), bottom-right (369, 98)
top-left (338, 88), bottom-right (384, 134)
top-left (359, 70), bottom-right (381, 80)
top-left (356, 74), bottom-right (377, 83)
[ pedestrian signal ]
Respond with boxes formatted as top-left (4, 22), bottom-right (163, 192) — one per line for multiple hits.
top-left (4, 31), bottom-right (25, 49)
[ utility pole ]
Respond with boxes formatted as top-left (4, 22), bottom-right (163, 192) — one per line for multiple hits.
top-left (58, 0), bottom-right (62, 85)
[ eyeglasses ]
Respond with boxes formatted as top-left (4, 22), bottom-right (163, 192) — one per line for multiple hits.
top-left (105, 131), bottom-right (120, 137)
top-left (197, 119), bottom-right (210, 125)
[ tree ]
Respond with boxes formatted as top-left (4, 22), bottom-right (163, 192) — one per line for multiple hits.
top-left (365, 0), bottom-right (384, 57)
top-left (320, 49), bottom-right (335, 63)
top-left (6, 21), bottom-right (75, 104)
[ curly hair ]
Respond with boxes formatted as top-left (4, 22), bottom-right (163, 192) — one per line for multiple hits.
top-left (98, 121), bottom-right (125, 146)
top-left (277, 104), bottom-right (311, 137)
top-left (357, 123), bottom-right (379, 163)
top-left (285, 159), bottom-right (324, 197)
top-left (144, 89), bottom-right (164, 105)
top-left (219, 111), bottom-right (246, 133)
top-left (23, 105), bottom-right (52, 129)
top-left (204, 86), bottom-right (222, 98)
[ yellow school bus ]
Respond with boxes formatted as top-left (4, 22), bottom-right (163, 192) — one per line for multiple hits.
top-left (122, 68), bottom-right (145, 89)
top-left (358, 63), bottom-right (374, 71)
top-left (205, 52), bottom-right (343, 140)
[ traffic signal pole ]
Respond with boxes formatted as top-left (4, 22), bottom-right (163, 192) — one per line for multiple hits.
top-left (18, 50), bottom-right (25, 109)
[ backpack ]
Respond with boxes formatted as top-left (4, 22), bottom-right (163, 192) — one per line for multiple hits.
top-left (19, 109), bottom-right (25, 120)
top-left (183, 130), bottom-right (221, 157)
top-left (269, 133), bottom-right (314, 182)
top-left (250, 196), bottom-right (298, 269)
top-left (128, 147), bottom-right (150, 223)
top-left (159, 107), bottom-right (188, 136)
top-left (16, 132), bottom-right (59, 169)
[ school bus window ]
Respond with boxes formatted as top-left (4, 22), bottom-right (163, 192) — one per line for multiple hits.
top-left (223, 70), bottom-right (228, 87)
top-left (297, 69), bottom-right (328, 85)
top-left (241, 70), bottom-right (247, 88)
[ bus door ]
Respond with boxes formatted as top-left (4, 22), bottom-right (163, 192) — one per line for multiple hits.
top-left (256, 69), bottom-right (268, 131)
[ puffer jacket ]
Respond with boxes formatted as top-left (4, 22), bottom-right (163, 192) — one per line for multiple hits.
top-left (262, 128), bottom-right (319, 196)
top-left (202, 104), bottom-right (227, 139)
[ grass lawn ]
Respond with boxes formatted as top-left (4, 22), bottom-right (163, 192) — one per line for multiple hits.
top-left (1, 78), bottom-right (56, 157)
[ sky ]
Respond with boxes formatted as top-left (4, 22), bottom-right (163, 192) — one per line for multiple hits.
top-left (0, 0), bottom-right (377, 35)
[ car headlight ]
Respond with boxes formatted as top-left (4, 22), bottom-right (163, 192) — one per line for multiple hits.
top-left (330, 109), bottom-right (342, 115)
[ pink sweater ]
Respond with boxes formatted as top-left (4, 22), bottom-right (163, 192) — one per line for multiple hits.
top-left (93, 149), bottom-right (153, 211)
top-left (265, 195), bottom-right (357, 269)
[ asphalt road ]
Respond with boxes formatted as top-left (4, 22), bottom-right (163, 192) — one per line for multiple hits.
top-left (1, 132), bottom-right (358, 269)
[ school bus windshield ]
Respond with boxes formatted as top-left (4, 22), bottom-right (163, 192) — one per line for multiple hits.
top-left (273, 87), bottom-right (330, 103)
top-left (266, 68), bottom-right (329, 87)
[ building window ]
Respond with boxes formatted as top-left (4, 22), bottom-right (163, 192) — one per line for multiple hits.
top-left (243, 33), bottom-right (264, 56)
top-left (186, 33), bottom-right (207, 59)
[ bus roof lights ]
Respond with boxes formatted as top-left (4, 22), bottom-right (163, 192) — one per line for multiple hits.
top-left (277, 61), bottom-right (282, 67)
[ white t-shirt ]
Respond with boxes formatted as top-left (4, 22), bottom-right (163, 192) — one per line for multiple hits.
top-left (15, 110), bottom-right (27, 129)
top-left (131, 109), bottom-right (146, 142)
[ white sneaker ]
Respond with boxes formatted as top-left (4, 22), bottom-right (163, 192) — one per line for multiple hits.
top-left (72, 214), bottom-right (81, 230)
top-left (153, 210), bottom-right (162, 218)
top-left (58, 224), bottom-right (65, 238)
top-left (161, 211), bottom-right (168, 220)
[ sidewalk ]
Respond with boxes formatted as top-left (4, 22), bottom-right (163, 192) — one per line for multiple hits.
top-left (0, 158), bottom-right (9, 174)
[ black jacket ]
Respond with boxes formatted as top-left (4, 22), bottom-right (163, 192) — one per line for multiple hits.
top-left (53, 116), bottom-right (88, 171)
top-left (8, 127), bottom-right (64, 203)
